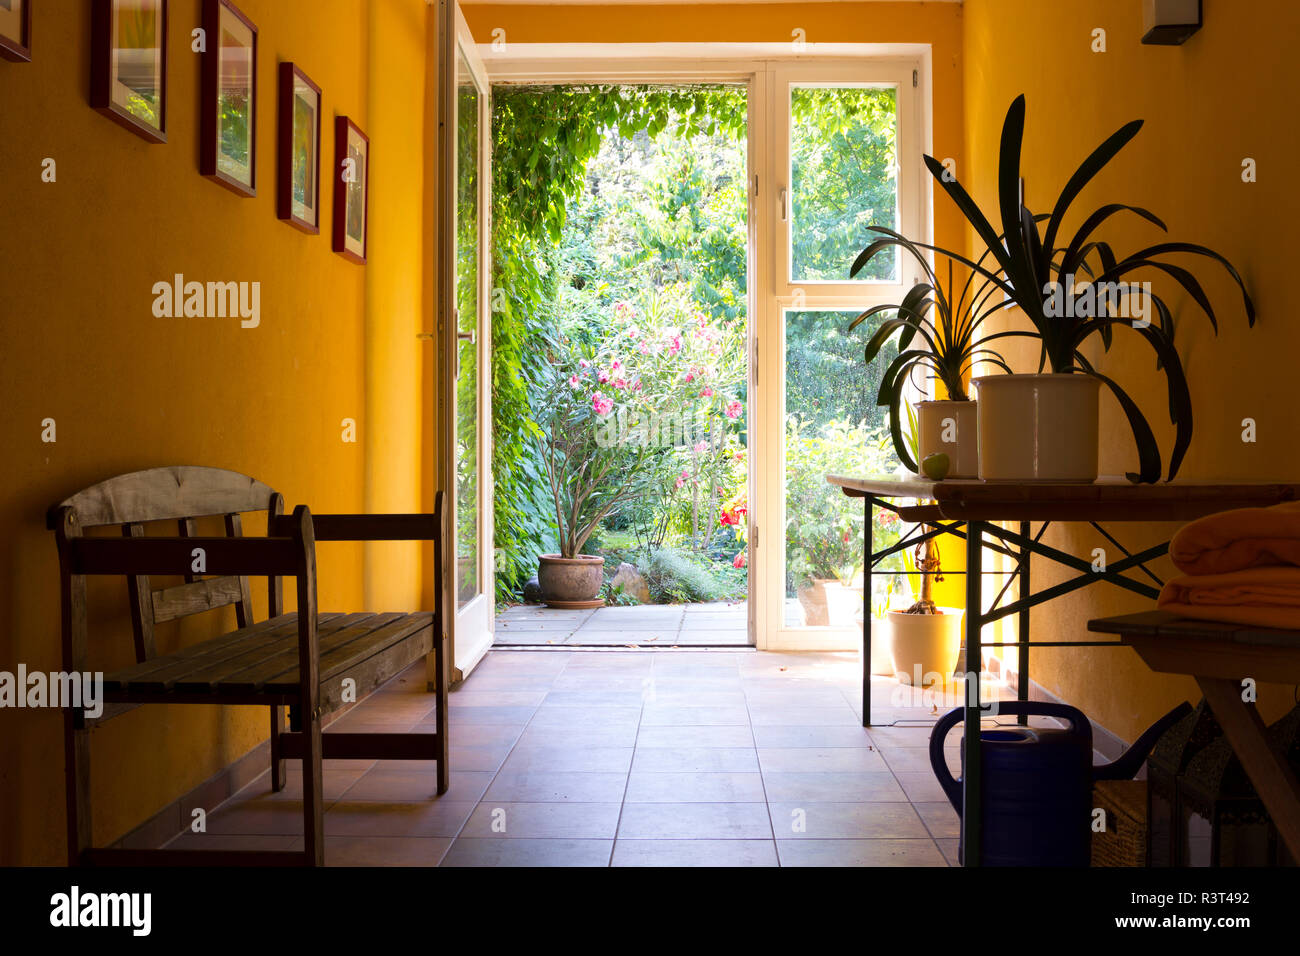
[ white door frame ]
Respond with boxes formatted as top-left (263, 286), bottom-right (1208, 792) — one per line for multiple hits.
top-left (476, 42), bottom-right (933, 651)
top-left (438, 2), bottom-right (495, 681)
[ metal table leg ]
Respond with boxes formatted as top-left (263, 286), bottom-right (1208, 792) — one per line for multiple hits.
top-left (862, 496), bottom-right (872, 727)
top-left (1018, 520), bottom-right (1030, 726)
top-left (963, 519), bottom-right (984, 866)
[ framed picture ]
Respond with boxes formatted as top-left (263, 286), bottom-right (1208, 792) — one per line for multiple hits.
top-left (200, 0), bottom-right (257, 196)
top-left (0, 0), bottom-right (31, 62)
top-left (277, 62), bottom-right (322, 234)
top-left (91, 0), bottom-right (168, 143)
top-left (333, 117), bottom-right (369, 264)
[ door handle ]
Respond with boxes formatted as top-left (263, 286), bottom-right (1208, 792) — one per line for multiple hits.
top-left (458, 331), bottom-right (477, 345)
top-left (779, 187), bottom-right (789, 223)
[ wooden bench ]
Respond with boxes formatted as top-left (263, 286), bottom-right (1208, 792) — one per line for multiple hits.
top-left (48, 466), bottom-right (450, 867)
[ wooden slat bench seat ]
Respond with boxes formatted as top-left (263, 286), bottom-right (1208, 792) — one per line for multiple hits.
top-left (48, 466), bottom-right (450, 867)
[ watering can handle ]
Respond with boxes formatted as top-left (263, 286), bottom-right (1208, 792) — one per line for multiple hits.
top-left (927, 701), bottom-right (1094, 815)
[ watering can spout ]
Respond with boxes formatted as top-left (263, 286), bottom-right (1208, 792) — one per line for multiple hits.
top-left (1092, 701), bottom-right (1192, 782)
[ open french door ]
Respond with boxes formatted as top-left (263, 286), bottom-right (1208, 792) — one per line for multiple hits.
top-left (437, 1), bottom-right (493, 680)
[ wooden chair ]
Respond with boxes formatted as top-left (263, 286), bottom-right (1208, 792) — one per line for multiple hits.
top-left (48, 466), bottom-right (450, 866)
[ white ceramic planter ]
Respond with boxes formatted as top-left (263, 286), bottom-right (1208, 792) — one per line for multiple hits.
top-left (824, 582), bottom-right (863, 628)
top-left (972, 374), bottom-right (1101, 482)
top-left (863, 612), bottom-right (898, 676)
top-left (887, 608), bottom-right (964, 687)
top-left (916, 400), bottom-right (978, 478)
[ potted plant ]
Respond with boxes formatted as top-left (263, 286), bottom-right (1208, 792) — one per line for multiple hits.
top-left (849, 245), bottom-right (1013, 478)
top-left (887, 534), bottom-right (963, 688)
top-left (534, 335), bottom-right (653, 608)
top-left (919, 94), bottom-right (1254, 482)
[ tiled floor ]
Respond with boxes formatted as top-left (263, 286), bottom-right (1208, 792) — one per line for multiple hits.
top-left (495, 601), bottom-right (751, 646)
top-left (170, 648), bottom-right (986, 866)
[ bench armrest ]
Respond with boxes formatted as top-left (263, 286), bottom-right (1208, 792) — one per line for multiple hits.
top-left (270, 513), bottom-right (440, 542)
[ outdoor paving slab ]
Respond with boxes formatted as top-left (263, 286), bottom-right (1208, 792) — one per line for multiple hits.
top-left (636, 724), bottom-right (756, 748)
top-left (484, 771), bottom-right (630, 804)
top-left (757, 747), bottom-right (890, 773)
top-left (640, 704), bottom-right (752, 726)
top-left (749, 724), bottom-right (875, 749)
top-left (612, 839), bottom-right (778, 867)
top-left (499, 745), bottom-right (635, 774)
top-left (913, 801), bottom-right (961, 840)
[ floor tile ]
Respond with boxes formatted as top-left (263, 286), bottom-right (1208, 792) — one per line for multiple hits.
top-left (324, 801), bottom-right (476, 838)
top-left (484, 771), bottom-right (629, 803)
top-left (757, 748), bottom-right (889, 773)
top-left (631, 747), bottom-right (760, 773)
top-left (441, 838), bottom-right (613, 867)
top-left (640, 704), bottom-right (751, 726)
top-left (761, 771), bottom-right (907, 803)
top-left (317, 835), bottom-right (452, 867)
top-left (342, 770), bottom-right (492, 803)
top-left (460, 802), bottom-right (622, 839)
top-left (499, 745), bottom-right (635, 774)
top-left (750, 725), bottom-right (874, 749)
top-left (636, 725), bottom-right (755, 748)
top-left (748, 706), bottom-right (862, 727)
top-left (914, 801), bottom-right (961, 840)
top-left (612, 840), bottom-right (778, 867)
top-left (767, 802), bottom-right (929, 839)
top-left (624, 772), bottom-right (766, 803)
top-left (776, 838), bottom-right (947, 867)
top-left (616, 803), bottom-right (772, 840)
top-left (893, 771), bottom-right (950, 803)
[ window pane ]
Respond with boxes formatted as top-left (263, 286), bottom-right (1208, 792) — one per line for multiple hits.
top-left (789, 85), bottom-right (899, 283)
top-left (784, 309), bottom-right (903, 629)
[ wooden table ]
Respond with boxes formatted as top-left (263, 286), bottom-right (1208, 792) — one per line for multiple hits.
top-left (827, 475), bottom-right (1300, 866)
top-left (1088, 611), bottom-right (1300, 861)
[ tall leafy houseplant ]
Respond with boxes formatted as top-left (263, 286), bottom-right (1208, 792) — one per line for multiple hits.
top-left (849, 237), bottom-right (1013, 473)
top-left (911, 94), bottom-right (1254, 482)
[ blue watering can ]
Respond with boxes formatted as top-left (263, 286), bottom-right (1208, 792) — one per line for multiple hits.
top-left (929, 700), bottom-right (1191, 866)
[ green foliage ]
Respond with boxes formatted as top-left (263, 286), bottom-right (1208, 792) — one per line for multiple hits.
top-left (637, 548), bottom-right (744, 604)
top-left (923, 94), bottom-right (1255, 482)
top-left (491, 85), bottom-right (747, 599)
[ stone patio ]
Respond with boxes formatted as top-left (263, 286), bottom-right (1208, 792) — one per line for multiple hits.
top-left (495, 601), bottom-right (751, 647)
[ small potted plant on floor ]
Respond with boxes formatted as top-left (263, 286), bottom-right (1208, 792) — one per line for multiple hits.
top-left (887, 534), bottom-right (964, 688)
top-left (922, 94), bottom-right (1254, 482)
top-left (849, 239), bottom-right (1013, 478)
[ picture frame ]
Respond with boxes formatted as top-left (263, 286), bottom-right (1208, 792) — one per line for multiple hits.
top-left (0, 0), bottom-right (31, 62)
top-left (90, 0), bottom-right (168, 143)
top-left (200, 0), bottom-right (257, 197)
top-left (277, 61), bottom-right (322, 234)
top-left (332, 117), bottom-right (369, 264)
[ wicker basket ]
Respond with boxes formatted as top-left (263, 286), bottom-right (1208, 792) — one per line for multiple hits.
top-left (1092, 779), bottom-right (1147, 867)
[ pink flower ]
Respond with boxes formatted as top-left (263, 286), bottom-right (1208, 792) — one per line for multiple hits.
top-left (568, 374), bottom-right (580, 387)
top-left (639, 342), bottom-right (651, 354)
top-left (627, 326), bottom-right (642, 340)
top-left (733, 552), bottom-right (747, 569)
top-left (668, 335), bottom-right (683, 356)
top-left (674, 468), bottom-right (690, 490)
top-left (598, 369), bottom-right (610, 384)
top-left (693, 441), bottom-right (708, 454)
top-left (614, 301), bottom-right (635, 320)
top-left (579, 358), bottom-right (590, 369)
top-left (610, 359), bottom-right (622, 373)
top-left (700, 387), bottom-right (714, 398)
top-left (633, 379), bottom-right (643, 391)
top-left (685, 371), bottom-right (695, 384)
top-left (734, 450), bottom-right (746, 462)
top-left (592, 393), bottom-right (613, 416)
top-left (614, 378), bottom-right (628, 390)
top-left (725, 400), bottom-right (743, 419)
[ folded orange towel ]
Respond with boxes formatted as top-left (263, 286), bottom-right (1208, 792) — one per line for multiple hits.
top-left (1170, 500), bottom-right (1300, 575)
top-left (1157, 566), bottom-right (1300, 630)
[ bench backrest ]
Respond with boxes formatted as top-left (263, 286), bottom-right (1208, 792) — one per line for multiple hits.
top-left (48, 466), bottom-right (285, 663)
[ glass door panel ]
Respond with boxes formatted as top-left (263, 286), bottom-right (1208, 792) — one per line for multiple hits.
top-left (455, 50), bottom-right (480, 609)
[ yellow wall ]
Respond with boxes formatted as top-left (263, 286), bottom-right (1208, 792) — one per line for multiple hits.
top-left (0, 0), bottom-right (433, 864)
top-left (962, 0), bottom-right (1300, 740)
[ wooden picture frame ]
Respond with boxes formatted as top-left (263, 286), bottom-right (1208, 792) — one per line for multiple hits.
top-left (332, 117), bottom-right (369, 264)
top-left (200, 0), bottom-right (257, 196)
top-left (277, 61), bottom-right (322, 234)
top-left (0, 0), bottom-right (32, 62)
top-left (90, 0), bottom-right (168, 143)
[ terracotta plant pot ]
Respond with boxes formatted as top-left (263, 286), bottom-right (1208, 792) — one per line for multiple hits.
top-left (537, 554), bottom-right (605, 609)
top-left (796, 578), bottom-right (836, 626)
top-left (916, 400), bottom-right (978, 478)
top-left (973, 374), bottom-right (1100, 482)
top-left (887, 607), bottom-right (964, 688)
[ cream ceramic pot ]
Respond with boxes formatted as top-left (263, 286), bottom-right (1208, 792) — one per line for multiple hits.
top-left (916, 400), bottom-right (978, 478)
top-left (972, 374), bottom-right (1100, 482)
top-left (887, 608), bottom-right (964, 688)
